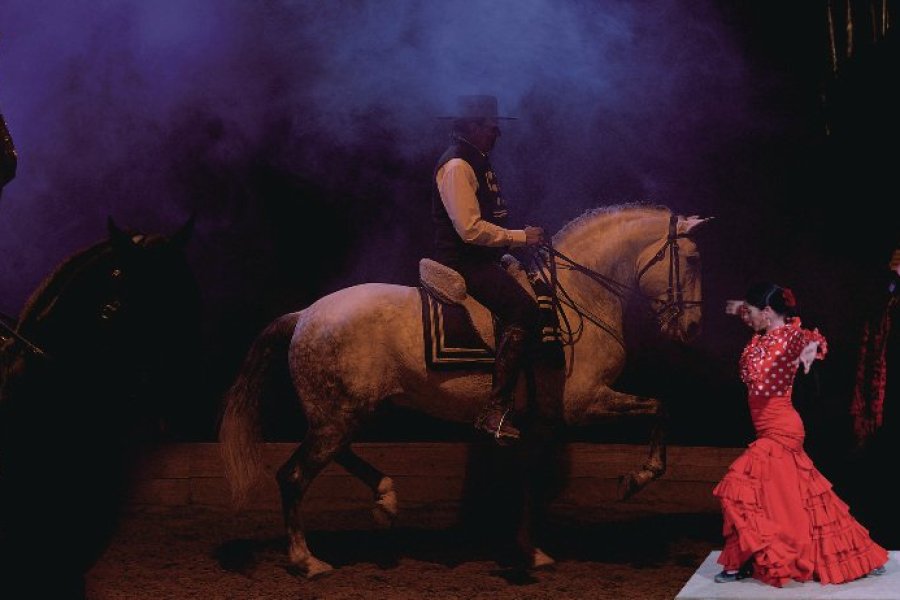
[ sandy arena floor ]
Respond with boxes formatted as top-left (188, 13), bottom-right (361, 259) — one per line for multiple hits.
top-left (85, 505), bottom-right (721, 600)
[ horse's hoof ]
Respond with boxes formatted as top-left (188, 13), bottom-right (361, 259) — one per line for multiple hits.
top-left (531, 547), bottom-right (556, 569)
top-left (617, 473), bottom-right (639, 500)
top-left (373, 477), bottom-right (399, 527)
top-left (373, 498), bottom-right (397, 527)
top-left (304, 557), bottom-right (334, 579)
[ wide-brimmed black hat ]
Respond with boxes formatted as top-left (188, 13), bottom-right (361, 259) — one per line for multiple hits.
top-left (438, 95), bottom-right (516, 120)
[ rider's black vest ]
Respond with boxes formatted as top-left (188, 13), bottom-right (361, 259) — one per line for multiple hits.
top-left (431, 139), bottom-right (508, 266)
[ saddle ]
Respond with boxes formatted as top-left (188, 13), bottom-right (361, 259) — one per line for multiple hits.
top-left (419, 256), bottom-right (563, 370)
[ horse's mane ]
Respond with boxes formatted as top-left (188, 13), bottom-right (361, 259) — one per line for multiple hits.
top-left (554, 201), bottom-right (670, 242)
top-left (17, 240), bottom-right (114, 327)
top-left (16, 227), bottom-right (177, 328)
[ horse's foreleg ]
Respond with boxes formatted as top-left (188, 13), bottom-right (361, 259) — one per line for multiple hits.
top-left (567, 389), bottom-right (668, 500)
top-left (334, 446), bottom-right (398, 526)
top-left (276, 430), bottom-right (347, 578)
top-left (618, 402), bottom-right (667, 500)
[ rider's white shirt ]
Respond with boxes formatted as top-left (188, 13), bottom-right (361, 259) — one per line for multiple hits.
top-left (436, 158), bottom-right (527, 248)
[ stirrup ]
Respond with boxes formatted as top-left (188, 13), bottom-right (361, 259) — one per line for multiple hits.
top-left (493, 408), bottom-right (518, 445)
top-left (475, 407), bottom-right (520, 445)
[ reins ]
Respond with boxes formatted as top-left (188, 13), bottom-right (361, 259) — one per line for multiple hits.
top-left (0, 318), bottom-right (48, 358)
top-left (529, 212), bottom-right (697, 348)
top-left (530, 242), bottom-right (629, 349)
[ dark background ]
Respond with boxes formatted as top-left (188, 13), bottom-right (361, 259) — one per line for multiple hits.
top-left (1, 1), bottom-right (897, 454)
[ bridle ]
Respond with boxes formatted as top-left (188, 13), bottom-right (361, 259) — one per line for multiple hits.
top-left (635, 212), bottom-right (702, 334)
top-left (531, 212), bottom-right (700, 349)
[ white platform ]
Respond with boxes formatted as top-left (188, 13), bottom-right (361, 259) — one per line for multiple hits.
top-left (675, 551), bottom-right (900, 600)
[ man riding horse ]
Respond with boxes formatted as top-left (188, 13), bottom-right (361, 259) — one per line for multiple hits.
top-left (431, 94), bottom-right (545, 444)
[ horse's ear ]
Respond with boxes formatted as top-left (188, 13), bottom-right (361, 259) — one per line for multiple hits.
top-left (107, 216), bottom-right (133, 248)
top-left (677, 215), bottom-right (714, 236)
top-left (170, 213), bottom-right (196, 248)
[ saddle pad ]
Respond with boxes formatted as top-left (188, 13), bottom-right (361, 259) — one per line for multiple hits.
top-left (419, 287), bottom-right (494, 371)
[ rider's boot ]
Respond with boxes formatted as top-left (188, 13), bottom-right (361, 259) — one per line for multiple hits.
top-left (474, 325), bottom-right (529, 445)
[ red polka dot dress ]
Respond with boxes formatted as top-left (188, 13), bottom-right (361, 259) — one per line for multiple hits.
top-left (713, 318), bottom-right (888, 586)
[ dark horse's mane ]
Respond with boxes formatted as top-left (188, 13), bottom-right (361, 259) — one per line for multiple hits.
top-left (17, 227), bottom-right (180, 333)
top-left (16, 239), bottom-right (111, 327)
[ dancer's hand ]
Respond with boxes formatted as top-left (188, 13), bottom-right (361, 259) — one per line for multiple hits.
top-left (799, 341), bottom-right (819, 374)
top-left (725, 300), bottom-right (745, 315)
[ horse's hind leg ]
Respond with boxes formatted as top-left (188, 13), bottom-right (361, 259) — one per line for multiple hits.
top-left (276, 427), bottom-right (350, 578)
top-left (334, 447), bottom-right (398, 526)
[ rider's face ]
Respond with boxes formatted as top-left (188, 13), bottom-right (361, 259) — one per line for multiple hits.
top-left (467, 119), bottom-right (501, 154)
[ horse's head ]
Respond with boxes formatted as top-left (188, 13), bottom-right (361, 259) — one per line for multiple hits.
top-left (635, 213), bottom-right (712, 343)
top-left (15, 215), bottom-right (200, 366)
top-left (103, 215), bottom-right (201, 352)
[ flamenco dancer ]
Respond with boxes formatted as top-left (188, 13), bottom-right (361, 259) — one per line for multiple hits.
top-left (713, 281), bottom-right (888, 586)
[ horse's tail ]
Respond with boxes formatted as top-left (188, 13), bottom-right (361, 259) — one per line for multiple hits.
top-left (218, 311), bottom-right (300, 509)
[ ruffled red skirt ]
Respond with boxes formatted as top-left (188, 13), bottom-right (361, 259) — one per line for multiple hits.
top-left (713, 436), bottom-right (888, 586)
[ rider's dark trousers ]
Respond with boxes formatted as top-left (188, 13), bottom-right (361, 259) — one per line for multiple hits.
top-left (452, 261), bottom-right (540, 335)
top-left (452, 260), bottom-right (540, 414)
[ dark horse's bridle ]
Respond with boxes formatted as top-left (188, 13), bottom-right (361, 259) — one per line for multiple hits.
top-left (0, 244), bottom-right (137, 362)
top-left (531, 212), bottom-right (701, 349)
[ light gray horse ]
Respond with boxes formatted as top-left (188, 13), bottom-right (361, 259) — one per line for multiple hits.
top-left (219, 203), bottom-right (711, 577)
